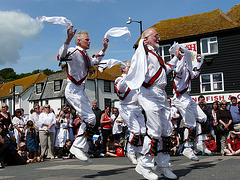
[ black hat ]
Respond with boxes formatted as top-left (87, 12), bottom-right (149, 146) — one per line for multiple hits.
top-left (231, 96), bottom-right (237, 100)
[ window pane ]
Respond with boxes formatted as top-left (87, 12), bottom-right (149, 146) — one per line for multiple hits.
top-left (104, 98), bottom-right (111, 108)
top-left (210, 37), bottom-right (217, 42)
top-left (54, 80), bottom-right (61, 91)
top-left (201, 75), bottom-right (210, 83)
top-left (164, 46), bottom-right (170, 55)
top-left (201, 39), bottom-right (208, 53)
top-left (202, 84), bottom-right (211, 92)
top-left (213, 82), bottom-right (222, 90)
top-left (36, 84), bottom-right (42, 94)
top-left (213, 73), bottom-right (222, 82)
top-left (104, 80), bottom-right (111, 92)
top-left (210, 42), bottom-right (218, 53)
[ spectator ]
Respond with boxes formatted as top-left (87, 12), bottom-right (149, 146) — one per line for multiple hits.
top-left (20, 108), bottom-right (28, 125)
top-left (106, 134), bottom-right (120, 157)
top-left (39, 104), bottom-right (56, 160)
top-left (216, 100), bottom-right (233, 155)
top-left (168, 98), bottom-right (180, 129)
top-left (39, 106), bottom-right (44, 113)
top-left (227, 96), bottom-right (240, 132)
top-left (12, 109), bottom-right (26, 149)
top-left (198, 95), bottom-right (211, 113)
top-left (88, 135), bottom-right (105, 158)
top-left (100, 106), bottom-right (113, 153)
top-left (224, 131), bottom-right (240, 156)
top-left (170, 127), bottom-right (180, 156)
top-left (211, 101), bottom-right (221, 152)
top-left (204, 133), bottom-right (217, 155)
top-left (111, 107), bottom-right (124, 143)
top-left (25, 120), bottom-right (39, 163)
top-left (55, 113), bottom-right (70, 156)
top-left (18, 135), bottom-right (27, 162)
top-left (0, 124), bottom-right (26, 166)
top-left (61, 139), bottom-right (74, 159)
top-left (29, 104), bottom-right (41, 131)
top-left (66, 112), bottom-right (74, 141)
top-left (0, 104), bottom-right (12, 132)
top-left (92, 100), bottom-right (102, 135)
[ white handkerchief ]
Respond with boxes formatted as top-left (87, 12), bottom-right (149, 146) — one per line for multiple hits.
top-left (98, 59), bottom-right (125, 72)
top-left (36, 16), bottom-right (72, 26)
top-left (104, 27), bottom-right (131, 41)
top-left (125, 39), bottom-right (147, 90)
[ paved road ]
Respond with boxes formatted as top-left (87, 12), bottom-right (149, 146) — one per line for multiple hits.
top-left (1, 155), bottom-right (240, 180)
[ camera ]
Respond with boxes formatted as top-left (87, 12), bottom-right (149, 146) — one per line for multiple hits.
top-left (60, 119), bottom-right (64, 123)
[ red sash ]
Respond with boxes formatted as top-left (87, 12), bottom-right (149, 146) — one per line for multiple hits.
top-left (173, 68), bottom-right (191, 97)
top-left (66, 49), bottom-right (91, 85)
top-left (142, 50), bottom-right (166, 88)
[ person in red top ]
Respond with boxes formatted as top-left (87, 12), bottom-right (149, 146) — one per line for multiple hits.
top-left (100, 106), bottom-right (113, 154)
top-left (204, 133), bottom-right (217, 155)
top-left (224, 131), bottom-right (240, 156)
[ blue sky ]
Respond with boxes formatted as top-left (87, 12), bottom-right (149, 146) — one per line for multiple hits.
top-left (0, 0), bottom-right (239, 74)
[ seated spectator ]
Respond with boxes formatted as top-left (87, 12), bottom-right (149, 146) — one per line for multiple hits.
top-left (106, 134), bottom-right (121, 157)
top-left (170, 128), bottom-right (180, 156)
top-left (88, 135), bottom-right (105, 158)
top-left (18, 135), bottom-right (28, 162)
top-left (224, 131), bottom-right (240, 156)
top-left (204, 133), bottom-right (218, 155)
top-left (61, 139), bottom-right (74, 159)
top-left (0, 124), bottom-right (26, 166)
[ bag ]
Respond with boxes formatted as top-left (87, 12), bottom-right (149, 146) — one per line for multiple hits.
top-left (116, 147), bottom-right (124, 157)
top-left (216, 123), bottom-right (225, 133)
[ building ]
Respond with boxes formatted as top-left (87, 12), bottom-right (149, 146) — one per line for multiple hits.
top-left (135, 4), bottom-right (240, 104)
top-left (28, 65), bottom-right (121, 115)
top-left (0, 73), bottom-right (48, 115)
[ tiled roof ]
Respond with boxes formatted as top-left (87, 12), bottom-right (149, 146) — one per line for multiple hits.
top-left (135, 5), bottom-right (240, 45)
top-left (226, 4), bottom-right (240, 25)
top-left (0, 73), bottom-right (48, 98)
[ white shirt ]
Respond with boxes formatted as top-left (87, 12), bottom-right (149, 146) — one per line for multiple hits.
top-left (111, 114), bottom-right (124, 135)
top-left (173, 49), bottom-right (202, 94)
top-left (39, 112), bottom-right (56, 132)
top-left (115, 74), bottom-right (138, 105)
top-left (29, 112), bottom-right (41, 128)
top-left (145, 46), bottom-right (178, 88)
top-left (59, 44), bottom-right (105, 84)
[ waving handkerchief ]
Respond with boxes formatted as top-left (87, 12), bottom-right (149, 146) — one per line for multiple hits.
top-left (104, 27), bottom-right (131, 41)
top-left (36, 16), bottom-right (72, 26)
top-left (125, 39), bottom-right (147, 89)
top-left (98, 59), bottom-right (125, 72)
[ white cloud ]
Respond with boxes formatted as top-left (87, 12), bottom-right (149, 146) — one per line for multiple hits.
top-left (0, 11), bottom-right (43, 65)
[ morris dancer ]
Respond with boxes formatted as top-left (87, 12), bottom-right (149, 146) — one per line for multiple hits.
top-left (125, 28), bottom-right (179, 180)
top-left (170, 43), bottom-right (211, 161)
top-left (115, 61), bottom-right (146, 165)
top-left (58, 25), bottom-right (108, 163)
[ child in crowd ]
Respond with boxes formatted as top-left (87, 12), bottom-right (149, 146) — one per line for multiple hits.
top-left (204, 133), bottom-right (218, 155)
top-left (224, 131), bottom-right (240, 156)
top-left (61, 139), bottom-right (74, 159)
top-left (12, 109), bottom-right (26, 149)
top-left (25, 120), bottom-right (39, 162)
top-left (106, 134), bottom-right (121, 157)
top-left (18, 138), bottom-right (28, 162)
top-left (55, 113), bottom-right (70, 157)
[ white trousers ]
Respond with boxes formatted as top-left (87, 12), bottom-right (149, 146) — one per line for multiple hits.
top-left (138, 86), bottom-right (173, 168)
top-left (65, 82), bottom-right (95, 151)
top-left (119, 104), bottom-right (146, 154)
top-left (173, 93), bottom-right (207, 147)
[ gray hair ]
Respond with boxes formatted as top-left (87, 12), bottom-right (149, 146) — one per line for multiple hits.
top-left (141, 28), bottom-right (157, 39)
top-left (120, 60), bottom-right (130, 73)
top-left (74, 30), bottom-right (89, 45)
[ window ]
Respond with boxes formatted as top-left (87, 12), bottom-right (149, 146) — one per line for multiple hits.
top-left (200, 37), bottom-right (218, 55)
top-left (104, 98), bottom-right (112, 108)
top-left (200, 73), bottom-right (224, 93)
top-left (104, 80), bottom-right (111, 92)
top-left (36, 83), bottom-right (43, 94)
top-left (159, 44), bottom-right (171, 63)
top-left (54, 80), bottom-right (62, 91)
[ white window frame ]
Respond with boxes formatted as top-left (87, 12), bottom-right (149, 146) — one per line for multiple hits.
top-left (36, 83), bottom-right (43, 94)
top-left (200, 36), bottom-right (218, 55)
top-left (200, 72), bottom-right (224, 93)
top-left (54, 80), bottom-right (62, 92)
top-left (158, 44), bottom-right (171, 63)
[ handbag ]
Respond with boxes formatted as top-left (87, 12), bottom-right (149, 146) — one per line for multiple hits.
top-left (216, 123), bottom-right (225, 133)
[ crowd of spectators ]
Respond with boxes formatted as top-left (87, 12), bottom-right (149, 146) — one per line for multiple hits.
top-left (1, 95), bottom-right (240, 168)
